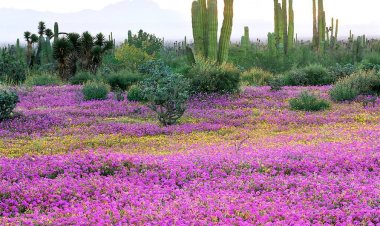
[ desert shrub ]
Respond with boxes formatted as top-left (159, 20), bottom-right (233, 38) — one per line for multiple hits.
top-left (115, 44), bottom-right (153, 71)
top-left (82, 81), bottom-right (110, 101)
top-left (138, 59), bottom-right (171, 76)
top-left (141, 71), bottom-right (190, 126)
top-left (127, 30), bottom-right (164, 56)
top-left (106, 70), bottom-right (144, 91)
top-left (328, 63), bottom-right (356, 80)
top-left (283, 64), bottom-right (332, 86)
top-left (268, 75), bottom-right (285, 91)
top-left (25, 73), bottom-right (62, 86)
top-left (187, 58), bottom-right (240, 94)
top-left (289, 91), bottom-right (331, 111)
top-left (70, 72), bottom-right (96, 85)
top-left (0, 86), bottom-right (19, 121)
top-left (330, 70), bottom-right (380, 102)
top-left (0, 51), bottom-right (27, 85)
top-left (127, 84), bottom-right (147, 102)
top-left (241, 67), bottom-right (273, 86)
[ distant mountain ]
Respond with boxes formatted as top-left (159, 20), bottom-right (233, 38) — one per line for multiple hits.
top-left (0, 0), bottom-right (191, 44)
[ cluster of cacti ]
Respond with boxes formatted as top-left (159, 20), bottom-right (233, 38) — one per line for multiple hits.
top-left (240, 26), bottom-right (250, 51)
top-left (312, 0), bottom-right (338, 52)
top-left (273, 0), bottom-right (294, 54)
top-left (191, 0), bottom-right (234, 63)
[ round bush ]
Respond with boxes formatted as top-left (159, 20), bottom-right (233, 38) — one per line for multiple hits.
top-left (284, 64), bottom-right (332, 86)
top-left (106, 70), bottom-right (144, 91)
top-left (289, 91), bottom-right (331, 112)
top-left (0, 86), bottom-right (19, 121)
top-left (187, 58), bottom-right (241, 94)
top-left (82, 81), bottom-right (110, 101)
top-left (70, 72), bottom-right (96, 85)
top-left (330, 70), bottom-right (380, 102)
top-left (0, 57), bottom-right (27, 85)
top-left (25, 74), bottom-right (62, 86)
top-left (127, 85), bottom-right (147, 102)
top-left (241, 67), bottom-right (273, 86)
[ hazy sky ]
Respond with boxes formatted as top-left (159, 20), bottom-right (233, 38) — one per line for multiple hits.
top-left (0, 0), bottom-right (379, 42)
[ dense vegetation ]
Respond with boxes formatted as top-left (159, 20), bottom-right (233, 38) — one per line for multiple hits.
top-left (1, 0), bottom-right (380, 224)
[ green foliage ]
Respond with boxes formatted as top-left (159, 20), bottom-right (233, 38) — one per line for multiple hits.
top-left (0, 86), bottom-right (19, 121)
top-left (330, 70), bottom-right (380, 102)
top-left (69, 72), bottom-right (96, 85)
top-left (0, 47), bottom-right (27, 85)
top-left (82, 81), bottom-right (110, 101)
top-left (25, 73), bottom-right (62, 86)
top-left (268, 75), bottom-right (285, 91)
top-left (127, 85), bottom-right (147, 102)
top-left (127, 30), bottom-right (163, 56)
top-left (187, 57), bottom-right (241, 94)
top-left (138, 60), bottom-right (171, 76)
top-left (328, 63), bottom-right (356, 79)
top-left (289, 91), bottom-right (331, 111)
top-left (141, 70), bottom-right (190, 126)
top-left (115, 44), bottom-right (153, 71)
top-left (241, 67), bottom-right (273, 86)
top-left (283, 64), bottom-right (332, 86)
top-left (106, 70), bottom-right (144, 91)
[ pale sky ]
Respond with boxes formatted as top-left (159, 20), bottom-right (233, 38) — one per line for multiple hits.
top-left (0, 0), bottom-right (379, 42)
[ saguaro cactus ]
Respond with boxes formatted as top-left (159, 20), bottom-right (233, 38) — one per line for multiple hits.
top-left (191, 0), bottom-right (234, 63)
top-left (241, 26), bottom-right (250, 51)
top-left (312, 0), bottom-right (318, 48)
top-left (207, 0), bottom-right (218, 60)
top-left (218, 0), bottom-right (234, 63)
top-left (287, 0), bottom-right (294, 50)
top-left (54, 22), bottom-right (59, 43)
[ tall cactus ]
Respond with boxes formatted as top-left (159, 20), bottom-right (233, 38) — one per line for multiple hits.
top-left (281, 0), bottom-right (288, 53)
top-left (274, 0), bottom-right (279, 39)
top-left (192, 1), bottom-right (205, 56)
top-left (241, 26), bottom-right (250, 51)
top-left (54, 22), bottom-right (59, 43)
top-left (287, 0), bottom-right (294, 50)
top-left (218, 0), bottom-right (234, 63)
top-left (318, 0), bottom-right (325, 52)
top-left (312, 0), bottom-right (318, 48)
top-left (191, 0), bottom-right (234, 63)
top-left (335, 19), bottom-right (339, 42)
top-left (207, 0), bottom-right (218, 61)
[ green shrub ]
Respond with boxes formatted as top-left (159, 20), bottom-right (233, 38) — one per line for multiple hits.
top-left (268, 75), bottom-right (285, 91)
top-left (283, 64), bottom-right (332, 86)
top-left (0, 52), bottom-right (27, 85)
top-left (328, 63), bottom-right (356, 80)
top-left (70, 72), bottom-right (96, 85)
top-left (0, 86), bottom-right (19, 121)
top-left (241, 67), bottom-right (273, 86)
top-left (82, 81), bottom-right (110, 101)
top-left (330, 70), bottom-right (380, 102)
top-left (115, 44), bottom-right (153, 71)
top-left (289, 91), bottom-right (331, 111)
top-left (106, 70), bottom-right (144, 91)
top-left (187, 58), bottom-right (240, 94)
top-left (141, 71), bottom-right (190, 126)
top-left (127, 85), bottom-right (147, 102)
top-left (25, 74), bottom-right (62, 86)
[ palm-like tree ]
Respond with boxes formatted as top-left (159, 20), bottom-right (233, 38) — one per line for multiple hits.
top-left (53, 37), bottom-right (73, 79)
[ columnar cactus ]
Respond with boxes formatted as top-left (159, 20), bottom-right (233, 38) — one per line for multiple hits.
top-left (191, 0), bottom-right (234, 63)
top-left (54, 22), bottom-right (59, 43)
top-left (287, 0), bottom-right (294, 50)
top-left (217, 0), bottom-right (234, 63)
top-left (312, 0), bottom-right (318, 48)
top-left (241, 26), bottom-right (250, 51)
top-left (274, 0), bottom-right (279, 38)
top-left (207, 0), bottom-right (218, 61)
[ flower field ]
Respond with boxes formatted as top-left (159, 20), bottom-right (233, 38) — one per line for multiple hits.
top-left (1, 85), bottom-right (380, 225)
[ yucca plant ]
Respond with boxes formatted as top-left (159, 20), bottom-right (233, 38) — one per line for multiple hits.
top-left (53, 37), bottom-right (74, 80)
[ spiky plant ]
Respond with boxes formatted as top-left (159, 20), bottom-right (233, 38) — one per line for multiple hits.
top-left (38, 21), bottom-right (46, 36)
top-left (53, 37), bottom-right (74, 80)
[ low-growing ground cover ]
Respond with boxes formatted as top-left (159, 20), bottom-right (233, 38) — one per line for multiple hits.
top-left (1, 85), bottom-right (380, 224)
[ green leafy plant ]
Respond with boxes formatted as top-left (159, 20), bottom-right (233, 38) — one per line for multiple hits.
top-left (141, 71), bottom-right (190, 126)
top-left (187, 57), bottom-right (240, 94)
top-left (0, 86), bottom-right (19, 121)
top-left (127, 30), bottom-right (163, 56)
top-left (106, 70), bottom-right (144, 91)
top-left (127, 85), bottom-right (147, 102)
top-left (241, 67), bottom-right (273, 86)
top-left (115, 44), bottom-right (153, 71)
top-left (70, 72), bottom-right (96, 85)
top-left (330, 70), bottom-right (380, 102)
top-left (25, 73), bottom-right (62, 86)
top-left (283, 64), bottom-right (332, 86)
top-left (0, 47), bottom-right (27, 85)
top-left (289, 91), bottom-right (331, 111)
top-left (82, 81), bottom-right (110, 101)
